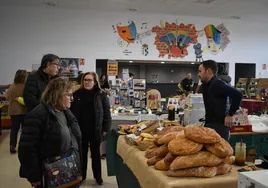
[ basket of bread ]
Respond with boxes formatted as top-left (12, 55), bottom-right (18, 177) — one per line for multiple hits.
top-left (145, 125), bottom-right (235, 178)
top-left (135, 133), bottom-right (155, 151)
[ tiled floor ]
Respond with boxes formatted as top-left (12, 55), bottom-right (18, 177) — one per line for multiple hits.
top-left (0, 130), bottom-right (118, 188)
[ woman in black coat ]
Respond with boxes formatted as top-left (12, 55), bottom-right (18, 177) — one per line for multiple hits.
top-left (71, 72), bottom-right (111, 185)
top-left (18, 77), bottom-right (82, 188)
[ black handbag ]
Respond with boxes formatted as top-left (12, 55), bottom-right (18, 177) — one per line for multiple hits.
top-left (42, 147), bottom-right (82, 188)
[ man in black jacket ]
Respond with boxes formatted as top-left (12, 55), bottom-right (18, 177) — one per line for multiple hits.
top-left (180, 72), bottom-right (194, 92)
top-left (198, 60), bottom-right (242, 140)
top-left (23, 54), bottom-right (60, 112)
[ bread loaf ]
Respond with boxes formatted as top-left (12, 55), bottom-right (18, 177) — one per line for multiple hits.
top-left (164, 152), bottom-right (176, 164)
top-left (155, 145), bottom-right (169, 158)
top-left (170, 151), bottom-right (223, 170)
top-left (205, 138), bottom-right (234, 158)
top-left (224, 155), bottom-right (235, 165)
top-left (168, 137), bottom-right (203, 156)
top-left (157, 131), bottom-right (183, 145)
top-left (167, 166), bottom-right (217, 178)
top-left (184, 126), bottom-right (221, 144)
top-left (147, 156), bottom-right (163, 166)
top-left (145, 145), bottom-right (158, 159)
top-left (216, 163), bottom-right (232, 175)
top-left (154, 159), bottom-right (170, 171)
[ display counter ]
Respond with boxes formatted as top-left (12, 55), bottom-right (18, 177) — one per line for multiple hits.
top-left (116, 136), bottom-right (240, 188)
top-left (241, 99), bottom-right (266, 115)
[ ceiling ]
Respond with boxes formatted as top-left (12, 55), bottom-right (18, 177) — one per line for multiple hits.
top-left (1, 0), bottom-right (268, 22)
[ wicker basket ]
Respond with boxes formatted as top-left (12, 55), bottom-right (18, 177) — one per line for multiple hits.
top-left (124, 136), bottom-right (137, 146)
top-left (136, 140), bottom-right (154, 151)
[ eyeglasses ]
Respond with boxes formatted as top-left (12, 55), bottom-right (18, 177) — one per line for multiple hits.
top-left (65, 93), bottom-right (73, 98)
top-left (84, 79), bottom-right (94, 83)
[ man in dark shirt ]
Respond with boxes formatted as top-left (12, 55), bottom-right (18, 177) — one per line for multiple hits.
top-left (23, 54), bottom-right (60, 112)
top-left (180, 72), bottom-right (194, 92)
top-left (198, 60), bottom-right (242, 140)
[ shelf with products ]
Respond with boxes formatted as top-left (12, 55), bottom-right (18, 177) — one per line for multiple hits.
top-left (247, 78), bottom-right (259, 97)
top-left (236, 78), bottom-right (248, 97)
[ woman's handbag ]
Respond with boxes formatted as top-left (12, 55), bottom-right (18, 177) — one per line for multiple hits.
top-left (42, 148), bottom-right (82, 188)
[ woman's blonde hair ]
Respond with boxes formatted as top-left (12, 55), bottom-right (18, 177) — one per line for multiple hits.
top-left (80, 72), bottom-right (101, 90)
top-left (41, 77), bottom-right (73, 110)
top-left (14, 70), bottom-right (28, 84)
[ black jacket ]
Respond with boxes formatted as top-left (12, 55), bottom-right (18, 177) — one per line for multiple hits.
top-left (71, 87), bottom-right (111, 140)
top-left (202, 76), bottom-right (242, 123)
top-left (23, 68), bottom-right (49, 112)
top-left (181, 78), bottom-right (193, 92)
top-left (18, 104), bottom-right (82, 183)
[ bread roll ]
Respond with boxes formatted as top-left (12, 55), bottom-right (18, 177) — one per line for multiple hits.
top-left (216, 163), bottom-right (232, 175)
top-left (155, 145), bottom-right (169, 158)
top-left (205, 138), bottom-right (234, 158)
top-left (164, 152), bottom-right (176, 164)
top-left (224, 155), bottom-right (235, 165)
top-left (154, 159), bottom-right (170, 171)
top-left (168, 137), bottom-right (203, 156)
top-left (167, 166), bottom-right (217, 178)
top-left (145, 145), bottom-right (158, 159)
top-left (157, 131), bottom-right (183, 145)
top-left (184, 126), bottom-right (221, 144)
top-left (170, 151), bottom-right (223, 170)
top-left (147, 156), bottom-right (163, 166)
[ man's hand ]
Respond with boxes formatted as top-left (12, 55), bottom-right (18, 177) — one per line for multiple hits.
top-left (31, 181), bottom-right (41, 188)
top-left (224, 115), bottom-right (233, 127)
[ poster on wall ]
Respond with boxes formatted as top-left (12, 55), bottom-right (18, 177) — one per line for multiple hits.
top-left (152, 21), bottom-right (198, 59)
top-left (107, 59), bottom-right (118, 76)
top-left (60, 58), bottom-right (79, 78)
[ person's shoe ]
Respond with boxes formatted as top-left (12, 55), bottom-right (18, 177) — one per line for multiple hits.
top-left (10, 146), bottom-right (16, 154)
top-left (95, 178), bottom-right (103, 185)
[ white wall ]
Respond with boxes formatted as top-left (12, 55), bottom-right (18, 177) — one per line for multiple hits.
top-left (0, 6), bottom-right (267, 84)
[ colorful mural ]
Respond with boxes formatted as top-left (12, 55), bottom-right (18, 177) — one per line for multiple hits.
top-left (117, 21), bottom-right (137, 44)
top-left (152, 21), bottom-right (198, 59)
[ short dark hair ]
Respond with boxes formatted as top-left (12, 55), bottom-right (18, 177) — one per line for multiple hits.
top-left (186, 72), bottom-right (191, 75)
top-left (41, 54), bottom-right (60, 68)
top-left (200, 60), bottom-right (218, 75)
top-left (14, 70), bottom-right (28, 84)
top-left (129, 72), bottom-right (134, 77)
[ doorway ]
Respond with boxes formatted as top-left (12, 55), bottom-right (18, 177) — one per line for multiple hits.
top-left (235, 63), bottom-right (256, 84)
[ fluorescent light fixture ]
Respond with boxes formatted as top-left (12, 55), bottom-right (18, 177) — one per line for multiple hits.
top-left (161, 61), bottom-right (165, 64)
top-left (129, 61), bottom-right (133, 63)
top-left (191, 62), bottom-right (195, 64)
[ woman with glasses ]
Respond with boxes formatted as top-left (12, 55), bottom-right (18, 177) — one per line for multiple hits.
top-left (71, 72), bottom-right (111, 185)
top-left (18, 77), bottom-right (82, 188)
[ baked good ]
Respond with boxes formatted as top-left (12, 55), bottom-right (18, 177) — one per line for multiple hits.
top-left (158, 131), bottom-right (184, 145)
top-left (155, 145), bottom-right (169, 158)
top-left (205, 138), bottom-right (234, 158)
top-left (168, 137), bottom-right (203, 156)
top-left (184, 126), bottom-right (221, 144)
top-left (147, 156), bottom-right (163, 166)
top-left (216, 163), bottom-right (232, 175)
top-left (154, 126), bottom-right (184, 146)
top-left (145, 145), bottom-right (158, 159)
top-left (167, 166), bottom-right (217, 178)
top-left (154, 159), bottom-right (170, 171)
top-left (224, 155), bottom-right (235, 165)
top-left (170, 151), bottom-right (223, 170)
top-left (164, 152), bottom-right (176, 164)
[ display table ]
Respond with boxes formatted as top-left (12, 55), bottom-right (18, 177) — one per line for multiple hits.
top-left (241, 99), bottom-right (266, 115)
top-left (116, 136), bottom-right (240, 188)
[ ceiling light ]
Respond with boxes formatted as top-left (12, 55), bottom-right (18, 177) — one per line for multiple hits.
top-left (128, 8), bottom-right (138, 12)
top-left (129, 61), bottom-right (133, 63)
top-left (191, 62), bottom-right (195, 64)
top-left (230, 16), bottom-right (241, 20)
top-left (161, 61), bottom-right (165, 64)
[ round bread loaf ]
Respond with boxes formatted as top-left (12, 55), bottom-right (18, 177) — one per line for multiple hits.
top-left (184, 126), bottom-right (221, 144)
top-left (205, 138), bottom-right (234, 158)
top-left (154, 159), bottom-right (170, 171)
top-left (168, 137), bottom-right (203, 156)
top-left (216, 163), bottom-right (232, 175)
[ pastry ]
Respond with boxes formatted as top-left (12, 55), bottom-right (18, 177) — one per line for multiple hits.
top-left (147, 156), bottom-right (163, 166)
top-left (184, 126), bottom-right (221, 144)
top-left (168, 137), bottom-right (203, 156)
top-left (164, 152), bottom-right (176, 164)
top-left (170, 151), bottom-right (223, 170)
top-left (216, 163), bottom-right (232, 175)
top-left (205, 138), bottom-right (234, 158)
top-left (154, 159), bottom-right (170, 171)
top-left (167, 166), bottom-right (217, 178)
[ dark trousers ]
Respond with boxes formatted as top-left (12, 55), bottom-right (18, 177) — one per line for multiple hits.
top-left (205, 122), bottom-right (230, 141)
top-left (10, 114), bottom-right (25, 147)
top-left (81, 132), bottom-right (101, 181)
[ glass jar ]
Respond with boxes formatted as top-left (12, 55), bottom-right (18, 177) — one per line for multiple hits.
top-left (235, 142), bottom-right (246, 166)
